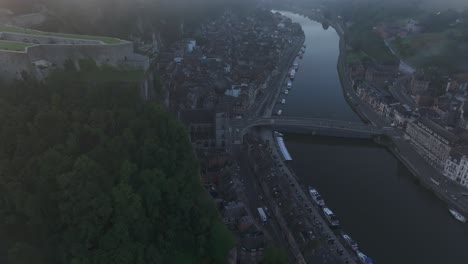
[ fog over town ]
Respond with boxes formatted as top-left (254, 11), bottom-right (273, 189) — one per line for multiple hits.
top-left (0, 1), bottom-right (467, 264)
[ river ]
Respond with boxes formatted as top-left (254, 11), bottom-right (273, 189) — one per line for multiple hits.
top-left (278, 11), bottom-right (468, 264)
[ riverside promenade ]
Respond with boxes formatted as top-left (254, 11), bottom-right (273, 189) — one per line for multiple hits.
top-left (259, 129), bottom-right (358, 264)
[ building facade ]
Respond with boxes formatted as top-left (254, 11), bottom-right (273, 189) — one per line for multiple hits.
top-left (444, 148), bottom-right (468, 189)
top-left (410, 73), bottom-right (430, 95)
top-left (406, 118), bottom-right (458, 169)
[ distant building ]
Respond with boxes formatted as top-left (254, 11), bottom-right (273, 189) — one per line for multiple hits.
top-left (237, 215), bottom-right (254, 232)
top-left (390, 103), bottom-right (412, 128)
top-left (444, 147), bottom-right (468, 189)
top-left (223, 201), bottom-right (246, 218)
top-left (348, 62), bottom-right (366, 82)
top-left (406, 118), bottom-right (459, 169)
top-left (215, 112), bottom-right (229, 148)
top-left (238, 230), bottom-right (265, 264)
top-left (186, 39), bottom-right (196, 53)
top-left (0, 25), bottom-right (149, 82)
top-left (415, 94), bottom-right (435, 107)
top-left (222, 201), bottom-right (247, 229)
top-left (179, 109), bottom-right (216, 148)
top-left (406, 19), bottom-right (419, 33)
top-left (365, 64), bottom-right (397, 87)
top-left (410, 73), bottom-right (431, 95)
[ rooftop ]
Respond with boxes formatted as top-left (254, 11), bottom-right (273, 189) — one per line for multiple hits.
top-left (418, 118), bottom-right (459, 143)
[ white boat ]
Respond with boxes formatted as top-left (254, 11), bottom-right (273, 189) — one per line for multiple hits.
top-left (284, 90), bottom-right (289, 95)
top-left (276, 110), bottom-right (283, 116)
top-left (357, 252), bottom-right (374, 264)
top-left (308, 187), bottom-right (325, 207)
top-left (342, 234), bottom-right (359, 252)
top-left (281, 99), bottom-right (286, 104)
top-left (322, 207), bottom-right (339, 228)
top-left (287, 80), bottom-right (292, 89)
top-left (449, 209), bottom-right (466, 223)
top-left (293, 62), bottom-right (299, 70)
top-left (274, 131), bottom-right (284, 137)
top-left (430, 178), bottom-right (440, 186)
top-left (290, 69), bottom-right (296, 79)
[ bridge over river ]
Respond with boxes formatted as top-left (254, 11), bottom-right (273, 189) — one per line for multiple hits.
top-left (231, 116), bottom-right (396, 143)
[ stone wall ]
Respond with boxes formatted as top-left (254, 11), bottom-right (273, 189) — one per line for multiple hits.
top-left (0, 32), bottom-right (103, 45)
top-left (0, 41), bottom-right (149, 82)
top-left (0, 50), bottom-right (32, 80)
top-left (27, 42), bottom-right (134, 67)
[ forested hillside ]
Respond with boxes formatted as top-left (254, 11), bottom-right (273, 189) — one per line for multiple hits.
top-left (0, 69), bottom-right (233, 264)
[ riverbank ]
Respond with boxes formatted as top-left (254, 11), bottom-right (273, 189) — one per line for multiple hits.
top-left (259, 129), bottom-right (358, 264)
top-left (328, 16), bottom-right (468, 217)
top-left (267, 10), bottom-right (468, 264)
top-left (278, 7), bottom-right (468, 219)
top-left (266, 33), bottom-right (306, 117)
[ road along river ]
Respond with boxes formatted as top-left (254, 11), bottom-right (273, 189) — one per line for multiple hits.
top-left (278, 11), bottom-right (468, 264)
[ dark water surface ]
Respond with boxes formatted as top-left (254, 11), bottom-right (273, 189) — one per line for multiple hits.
top-left (279, 11), bottom-right (468, 264)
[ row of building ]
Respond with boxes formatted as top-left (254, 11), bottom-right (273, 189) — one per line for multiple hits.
top-left (350, 62), bottom-right (468, 189)
top-left (162, 9), bottom-right (305, 264)
top-left (158, 9), bottom-right (303, 150)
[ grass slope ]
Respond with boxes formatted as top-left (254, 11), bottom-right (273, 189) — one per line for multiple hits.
top-left (0, 40), bottom-right (33, 51)
top-left (0, 24), bottom-right (121, 45)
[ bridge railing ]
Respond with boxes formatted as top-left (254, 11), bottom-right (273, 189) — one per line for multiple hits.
top-left (245, 116), bottom-right (386, 134)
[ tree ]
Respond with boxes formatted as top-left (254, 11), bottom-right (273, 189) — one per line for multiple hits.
top-left (0, 67), bottom-right (233, 263)
top-left (261, 246), bottom-right (289, 264)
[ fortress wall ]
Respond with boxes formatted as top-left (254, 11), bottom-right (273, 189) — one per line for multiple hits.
top-left (0, 51), bottom-right (32, 81)
top-left (118, 53), bottom-right (150, 71)
top-left (0, 41), bottom-right (149, 82)
top-left (0, 32), bottom-right (103, 45)
top-left (27, 42), bottom-right (134, 68)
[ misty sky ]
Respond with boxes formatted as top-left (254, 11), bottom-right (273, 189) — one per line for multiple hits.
top-left (333, 0), bottom-right (468, 10)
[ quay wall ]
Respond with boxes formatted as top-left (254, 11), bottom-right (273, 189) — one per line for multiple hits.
top-left (301, 10), bottom-right (468, 216)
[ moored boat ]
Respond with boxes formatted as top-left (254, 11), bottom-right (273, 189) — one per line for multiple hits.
top-left (342, 233), bottom-right (359, 252)
top-left (357, 252), bottom-right (374, 264)
top-left (287, 80), bottom-right (292, 89)
top-left (322, 207), bottom-right (339, 228)
top-left (449, 209), bottom-right (466, 223)
top-left (290, 69), bottom-right (296, 79)
top-left (308, 187), bottom-right (325, 207)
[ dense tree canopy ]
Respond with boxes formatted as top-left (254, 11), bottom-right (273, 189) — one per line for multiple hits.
top-left (261, 247), bottom-right (288, 264)
top-left (0, 71), bottom-right (233, 264)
